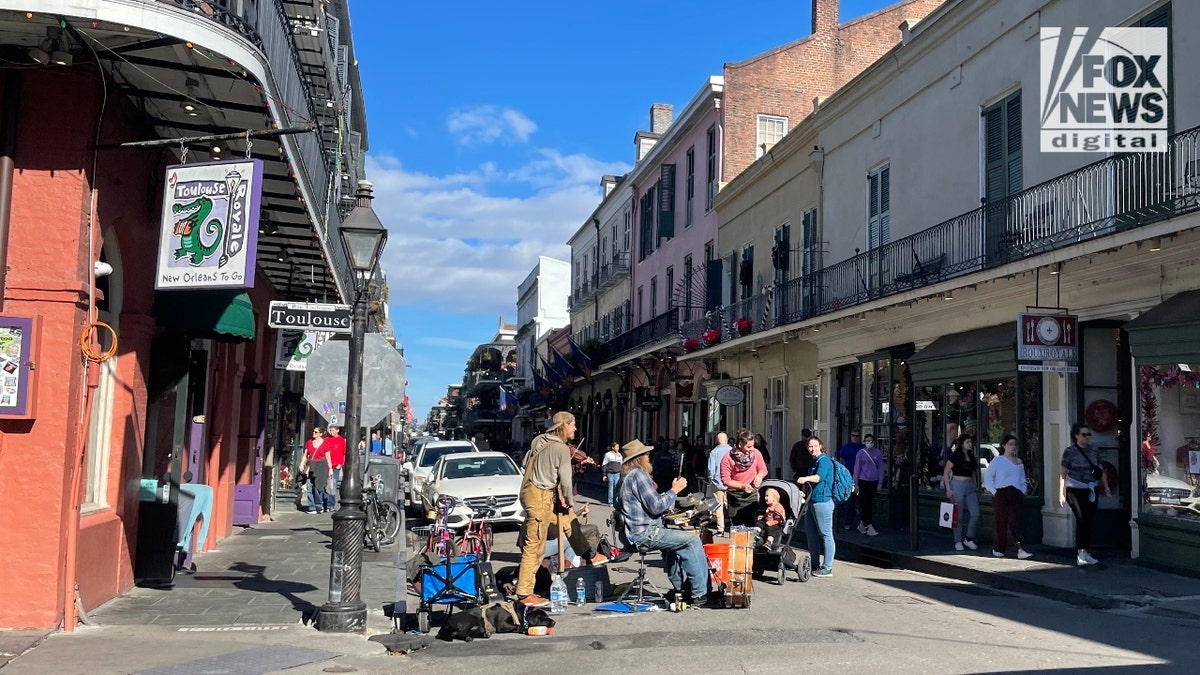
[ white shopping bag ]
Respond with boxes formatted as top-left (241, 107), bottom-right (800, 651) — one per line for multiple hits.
top-left (938, 501), bottom-right (959, 529)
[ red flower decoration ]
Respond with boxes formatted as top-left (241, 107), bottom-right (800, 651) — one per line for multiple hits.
top-left (683, 337), bottom-right (701, 352)
top-left (735, 317), bottom-right (753, 334)
top-left (702, 329), bottom-right (721, 346)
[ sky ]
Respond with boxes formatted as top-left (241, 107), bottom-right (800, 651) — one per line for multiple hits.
top-left (347, 0), bottom-right (902, 422)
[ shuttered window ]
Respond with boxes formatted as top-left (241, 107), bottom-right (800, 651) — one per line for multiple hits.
top-left (868, 165), bottom-right (891, 250)
top-left (984, 92), bottom-right (1022, 209)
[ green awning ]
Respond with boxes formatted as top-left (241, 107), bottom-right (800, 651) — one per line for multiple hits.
top-left (1126, 290), bottom-right (1200, 363)
top-left (908, 323), bottom-right (1016, 386)
top-left (154, 290), bottom-right (257, 342)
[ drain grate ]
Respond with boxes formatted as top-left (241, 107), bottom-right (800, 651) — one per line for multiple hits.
top-left (864, 595), bottom-right (931, 605)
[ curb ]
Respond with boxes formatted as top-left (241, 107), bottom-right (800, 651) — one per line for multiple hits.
top-left (835, 535), bottom-right (1125, 610)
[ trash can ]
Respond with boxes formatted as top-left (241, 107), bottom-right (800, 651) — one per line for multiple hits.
top-left (366, 455), bottom-right (401, 505)
top-left (134, 479), bottom-right (181, 586)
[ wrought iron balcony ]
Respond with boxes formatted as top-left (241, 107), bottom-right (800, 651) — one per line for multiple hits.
top-left (598, 252), bottom-right (632, 289)
top-left (593, 307), bottom-right (680, 364)
top-left (700, 124), bottom-right (1200, 343)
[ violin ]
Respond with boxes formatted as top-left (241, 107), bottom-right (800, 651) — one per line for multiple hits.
top-left (568, 438), bottom-right (596, 469)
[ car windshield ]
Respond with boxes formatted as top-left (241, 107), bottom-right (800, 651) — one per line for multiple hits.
top-left (441, 457), bottom-right (518, 480)
top-left (421, 445), bottom-right (473, 467)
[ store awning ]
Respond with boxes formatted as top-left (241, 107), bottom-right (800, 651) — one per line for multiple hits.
top-left (1126, 290), bottom-right (1200, 363)
top-left (908, 323), bottom-right (1016, 386)
top-left (154, 290), bottom-right (257, 342)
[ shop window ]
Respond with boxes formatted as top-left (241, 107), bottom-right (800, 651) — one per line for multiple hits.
top-left (1137, 365), bottom-right (1200, 523)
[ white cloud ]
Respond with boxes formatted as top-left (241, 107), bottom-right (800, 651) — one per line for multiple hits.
top-left (447, 105), bottom-right (538, 145)
top-left (366, 150), bottom-right (630, 316)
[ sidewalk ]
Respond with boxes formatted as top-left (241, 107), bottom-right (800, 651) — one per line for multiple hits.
top-left (833, 523), bottom-right (1200, 618)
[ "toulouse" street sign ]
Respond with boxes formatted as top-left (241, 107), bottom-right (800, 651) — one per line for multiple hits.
top-left (267, 301), bottom-right (352, 333)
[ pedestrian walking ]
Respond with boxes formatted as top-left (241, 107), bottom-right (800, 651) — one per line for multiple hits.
top-left (602, 442), bottom-right (623, 506)
top-left (796, 435), bottom-right (836, 576)
top-left (1059, 423), bottom-right (1101, 566)
top-left (299, 427), bottom-right (334, 513)
top-left (853, 433), bottom-right (884, 536)
top-left (943, 433), bottom-right (981, 551)
top-left (837, 429), bottom-right (865, 529)
top-left (985, 434), bottom-right (1032, 559)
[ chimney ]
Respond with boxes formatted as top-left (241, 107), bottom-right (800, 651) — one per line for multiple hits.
top-left (650, 103), bottom-right (673, 134)
top-left (812, 0), bottom-right (838, 34)
top-left (355, 179), bottom-right (374, 207)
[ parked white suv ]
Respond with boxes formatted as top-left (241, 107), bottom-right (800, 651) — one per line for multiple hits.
top-left (402, 440), bottom-right (477, 511)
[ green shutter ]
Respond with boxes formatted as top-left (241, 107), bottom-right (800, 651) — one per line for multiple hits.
top-left (658, 164), bottom-right (676, 239)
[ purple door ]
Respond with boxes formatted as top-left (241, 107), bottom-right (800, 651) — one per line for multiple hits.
top-left (233, 383), bottom-right (266, 526)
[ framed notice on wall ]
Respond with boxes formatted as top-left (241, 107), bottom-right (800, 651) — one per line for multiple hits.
top-left (0, 315), bottom-right (41, 420)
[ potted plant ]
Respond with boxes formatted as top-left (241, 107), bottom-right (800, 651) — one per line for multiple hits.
top-left (735, 317), bottom-right (753, 336)
top-left (683, 337), bottom-right (701, 352)
top-left (702, 328), bottom-right (721, 346)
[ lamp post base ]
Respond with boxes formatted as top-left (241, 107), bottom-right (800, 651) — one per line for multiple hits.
top-left (316, 601), bottom-right (368, 633)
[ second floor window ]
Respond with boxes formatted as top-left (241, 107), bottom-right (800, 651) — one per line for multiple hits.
top-left (868, 165), bottom-right (890, 250)
top-left (666, 266), bottom-right (674, 310)
top-left (706, 126), bottom-right (717, 211)
top-left (650, 277), bottom-right (658, 318)
top-left (756, 114), bottom-right (788, 158)
top-left (686, 146), bottom-right (695, 228)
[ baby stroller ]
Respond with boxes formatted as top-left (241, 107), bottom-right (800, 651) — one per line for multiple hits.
top-left (753, 479), bottom-right (811, 583)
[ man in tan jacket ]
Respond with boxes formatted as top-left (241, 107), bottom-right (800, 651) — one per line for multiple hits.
top-left (516, 411), bottom-right (606, 607)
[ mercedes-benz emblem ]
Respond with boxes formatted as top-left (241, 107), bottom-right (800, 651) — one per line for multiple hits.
top-left (486, 496), bottom-right (497, 507)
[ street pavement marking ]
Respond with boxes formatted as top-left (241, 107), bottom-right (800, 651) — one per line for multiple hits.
top-left (176, 625), bottom-right (292, 632)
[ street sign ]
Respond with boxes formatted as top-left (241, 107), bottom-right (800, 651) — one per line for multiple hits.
top-left (1017, 312), bottom-right (1078, 362)
top-left (304, 333), bottom-right (407, 428)
top-left (268, 301), bottom-right (352, 333)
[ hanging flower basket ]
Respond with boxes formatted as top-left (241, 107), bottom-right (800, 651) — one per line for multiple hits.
top-left (702, 329), bottom-right (721, 347)
top-left (734, 317), bottom-right (753, 336)
top-left (683, 337), bottom-right (701, 352)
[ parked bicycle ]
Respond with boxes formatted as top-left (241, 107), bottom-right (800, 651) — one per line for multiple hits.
top-left (455, 505), bottom-right (495, 562)
top-left (363, 472), bottom-right (400, 552)
top-left (417, 495), bottom-right (458, 558)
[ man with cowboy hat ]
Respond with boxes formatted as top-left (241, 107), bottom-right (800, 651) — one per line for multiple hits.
top-left (616, 438), bottom-right (710, 606)
top-left (516, 411), bottom-right (607, 607)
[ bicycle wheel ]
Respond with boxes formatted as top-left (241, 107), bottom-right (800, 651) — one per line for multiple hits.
top-left (364, 499), bottom-right (381, 552)
top-left (379, 501), bottom-right (401, 541)
top-left (481, 523), bottom-right (494, 561)
top-left (457, 534), bottom-right (485, 560)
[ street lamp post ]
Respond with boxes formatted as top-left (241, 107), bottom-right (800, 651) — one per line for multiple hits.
top-left (318, 180), bottom-right (388, 633)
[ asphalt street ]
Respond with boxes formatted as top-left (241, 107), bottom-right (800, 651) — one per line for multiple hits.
top-left (6, 489), bottom-right (1200, 674)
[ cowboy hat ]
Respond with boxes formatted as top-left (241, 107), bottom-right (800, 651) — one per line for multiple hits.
top-left (620, 439), bottom-right (654, 463)
top-left (544, 411), bottom-right (574, 432)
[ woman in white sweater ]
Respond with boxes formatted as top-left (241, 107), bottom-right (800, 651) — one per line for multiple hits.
top-left (984, 434), bottom-right (1032, 559)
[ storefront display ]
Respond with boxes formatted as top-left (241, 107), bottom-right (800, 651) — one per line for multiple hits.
top-left (1137, 366), bottom-right (1200, 522)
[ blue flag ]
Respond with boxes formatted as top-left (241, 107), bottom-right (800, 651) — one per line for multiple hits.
top-left (551, 345), bottom-right (579, 381)
top-left (567, 337), bottom-right (594, 378)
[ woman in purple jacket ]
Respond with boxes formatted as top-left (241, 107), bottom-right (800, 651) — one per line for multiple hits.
top-left (852, 433), bottom-right (885, 536)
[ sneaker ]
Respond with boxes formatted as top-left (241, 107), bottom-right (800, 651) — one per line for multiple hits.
top-left (812, 567), bottom-right (833, 578)
top-left (306, 509), bottom-right (320, 514)
top-left (857, 524), bottom-right (868, 534)
top-left (1081, 552), bottom-right (1099, 565)
top-left (589, 553), bottom-right (609, 566)
top-left (1018, 550), bottom-right (1033, 560)
top-left (520, 594), bottom-right (551, 608)
top-left (1077, 555), bottom-right (1090, 567)
top-left (866, 525), bottom-right (879, 537)
top-left (963, 539), bottom-right (979, 551)
top-left (992, 550), bottom-right (1005, 558)
top-left (955, 542), bottom-right (965, 551)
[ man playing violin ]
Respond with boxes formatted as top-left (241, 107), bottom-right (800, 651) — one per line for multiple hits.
top-left (516, 411), bottom-right (608, 608)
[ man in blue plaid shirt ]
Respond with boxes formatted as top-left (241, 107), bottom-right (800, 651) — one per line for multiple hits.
top-left (616, 439), bottom-right (710, 604)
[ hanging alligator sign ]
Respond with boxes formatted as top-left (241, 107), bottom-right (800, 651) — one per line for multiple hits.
top-left (155, 159), bottom-right (263, 290)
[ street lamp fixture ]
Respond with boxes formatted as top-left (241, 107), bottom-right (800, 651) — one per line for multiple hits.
top-left (318, 180), bottom-right (388, 634)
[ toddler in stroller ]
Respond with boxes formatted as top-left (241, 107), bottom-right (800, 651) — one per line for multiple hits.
top-left (752, 479), bottom-right (811, 583)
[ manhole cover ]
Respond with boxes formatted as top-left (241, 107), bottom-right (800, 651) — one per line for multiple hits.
top-left (864, 595), bottom-right (932, 605)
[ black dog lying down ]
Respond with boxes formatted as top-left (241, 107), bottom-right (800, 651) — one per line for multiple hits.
top-left (436, 600), bottom-right (556, 642)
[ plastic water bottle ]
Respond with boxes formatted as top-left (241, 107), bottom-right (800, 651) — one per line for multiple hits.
top-left (549, 574), bottom-right (568, 613)
top-left (575, 577), bottom-right (587, 606)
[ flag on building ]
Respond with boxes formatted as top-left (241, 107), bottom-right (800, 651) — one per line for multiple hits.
top-left (551, 345), bottom-right (579, 381)
top-left (567, 337), bottom-right (594, 378)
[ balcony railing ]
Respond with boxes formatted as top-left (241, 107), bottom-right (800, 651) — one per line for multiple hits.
top-left (593, 308), bottom-right (680, 364)
top-left (598, 252), bottom-right (632, 289)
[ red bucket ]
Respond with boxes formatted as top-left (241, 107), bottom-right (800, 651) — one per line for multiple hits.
top-left (704, 543), bottom-right (732, 585)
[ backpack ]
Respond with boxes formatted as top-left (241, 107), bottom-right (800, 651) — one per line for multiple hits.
top-left (830, 455), bottom-right (854, 504)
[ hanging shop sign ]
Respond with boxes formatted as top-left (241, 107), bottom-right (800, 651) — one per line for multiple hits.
top-left (638, 397), bottom-right (664, 412)
top-left (155, 159), bottom-right (263, 290)
top-left (1017, 312), bottom-right (1079, 362)
top-left (714, 384), bottom-right (746, 406)
top-left (267, 301), bottom-right (352, 333)
top-left (273, 330), bottom-right (332, 372)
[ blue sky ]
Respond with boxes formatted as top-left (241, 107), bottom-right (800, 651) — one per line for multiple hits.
top-left (348, 0), bottom-right (902, 422)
